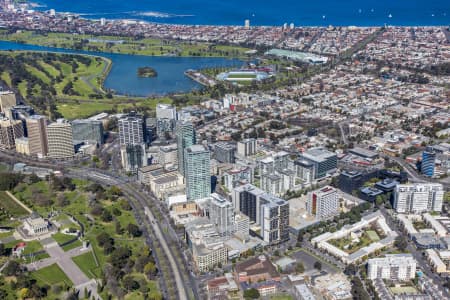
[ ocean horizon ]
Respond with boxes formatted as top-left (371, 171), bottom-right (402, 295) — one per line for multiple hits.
top-left (32, 0), bottom-right (450, 27)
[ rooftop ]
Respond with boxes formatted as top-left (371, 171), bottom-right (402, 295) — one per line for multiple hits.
top-left (302, 147), bottom-right (336, 163)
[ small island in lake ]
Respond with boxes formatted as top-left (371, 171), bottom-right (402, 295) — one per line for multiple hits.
top-left (137, 66), bottom-right (157, 77)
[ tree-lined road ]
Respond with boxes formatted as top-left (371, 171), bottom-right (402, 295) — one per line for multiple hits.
top-left (67, 168), bottom-right (193, 300)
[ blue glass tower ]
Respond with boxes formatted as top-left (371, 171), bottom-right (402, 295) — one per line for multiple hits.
top-left (421, 148), bottom-right (436, 177)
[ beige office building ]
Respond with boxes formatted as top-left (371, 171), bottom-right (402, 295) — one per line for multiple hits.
top-left (26, 115), bottom-right (48, 157)
top-left (0, 91), bottom-right (16, 113)
top-left (15, 137), bottom-right (30, 155)
top-left (47, 119), bottom-right (74, 159)
top-left (0, 118), bottom-right (24, 149)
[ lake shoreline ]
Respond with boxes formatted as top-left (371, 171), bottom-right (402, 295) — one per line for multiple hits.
top-left (0, 40), bottom-right (244, 96)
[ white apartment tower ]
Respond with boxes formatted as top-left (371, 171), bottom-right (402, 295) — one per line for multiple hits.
top-left (156, 104), bottom-right (177, 120)
top-left (307, 186), bottom-right (339, 220)
top-left (367, 254), bottom-right (416, 281)
top-left (118, 113), bottom-right (144, 146)
top-left (47, 119), bottom-right (74, 159)
top-left (208, 193), bottom-right (234, 237)
top-left (237, 138), bottom-right (257, 157)
top-left (394, 183), bottom-right (444, 214)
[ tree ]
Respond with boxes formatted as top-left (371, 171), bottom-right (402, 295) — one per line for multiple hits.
top-left (56, 193), bottom-right (69, 207)
top-left (4, 260), bottom-right (21, 276)
top-left (109, 186), bottom-right (123, 197)
top-left (120, 199), bottom-right (132, 211)
top-left (394, 236), bottom-right (408, 251)
top-left (144, 262), bottom-right (157, 277)
top-left (0, 172), bottom-right (23, 190)
top-left (127, 223), bottom-right (142, 237)
top-left (135, 256), bottom-right (151, 273)
top-left (115, 220), bottom-right (123, 235)
top-left (123, 275), bottom-right (139, 291)
top-left (313, 261), bottom-right (322, 271)
top-left (109, 247), bottom-right (132, 268)
top-left (295, 262), bottom-right (305, 273)
top-left (243, 288), bottom-right (260, 299)
top-left (96, 232), bottom-right (113, 247)
top-left (344, 264), bottom-right (358, 275)
top-left (375, 195), bottom-right (384, 207)
top-left (90, 204), bottom-right (103, 216)
top-left (101, 209), bottom-right (113, 222)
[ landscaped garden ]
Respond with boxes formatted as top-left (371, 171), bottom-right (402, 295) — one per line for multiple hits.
top-left (0, 172), bottom-right (163, 299)
top-left (0, 191), bottom-right (29, 221)
top-left (328, 226), bottom-right (386, 254)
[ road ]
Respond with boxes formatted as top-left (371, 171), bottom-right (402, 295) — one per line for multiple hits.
top-left (67, 169), bottom-right (193, 300)
top-left (338, 121), bottom-right (348, 145)
top-left (0, 149), bottom-right (194, 300)
top-left (379, 207), bottom-right (450, 298)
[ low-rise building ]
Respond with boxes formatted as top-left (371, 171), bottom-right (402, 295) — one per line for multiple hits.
top-left (425, 249), bottom-right (447, 273)
top-left (23, 212), bottom-right (48, 236)
top-left (311, 211), bottom-right (398, 264)
top-left (207, 273), bottom-right (239, 299)
top-left (185, 220), bottom-right (228, 272)
top-left (294, 284), bottom-right (316, 300)
top-left (234, 255), bottom-right (280, 283)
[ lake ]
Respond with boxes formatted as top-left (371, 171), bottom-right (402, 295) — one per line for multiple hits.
top-left (0, 41), bottom-right (243, 96)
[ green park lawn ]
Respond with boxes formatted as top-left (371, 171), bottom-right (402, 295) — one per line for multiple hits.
top-left (329, 229), bottom-right (381, 254)
top-left (21, 240), bottom-right (44, 255)
top-left (366, 230), bottom-right (380, 242)
top-left (61, 240), bottom-right (83, 252)
top-left (52, 232), bottom-right (83, 252)
top-left (10, 177), bottom-right (154, 297)
top-left (390, 286), bottom-right (418, 295)
top-left (31, 264), bottom-right (72, 286)
top-left (0, 30), bottom-right (252, 58)
top-left (72, 251), bottom-right (102, 278)
top-left (0, 191), bottom-right (29, 218)
top-left (0, 230), bottom-right (14, 239)
top-left (57, 96), bottom-right (172, 120)
top-left (52, 232), bottom-right (78, 245)
top-left (227, 73), bottom-right (257, 79)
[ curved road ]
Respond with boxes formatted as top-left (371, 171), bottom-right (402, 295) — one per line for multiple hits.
top-left (69, 170), bottom-right (190, 300)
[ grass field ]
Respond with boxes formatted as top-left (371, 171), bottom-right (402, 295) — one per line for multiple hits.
top-left (0, 230), bottom-right (13, 239)
top-left (226, 73), bottom-right (257, 79)
top-left (390, 286), bottom-right (418, 295)
top-left (61, 240), bottom-right (82, 252)
top-left (57, 96), bottom-right (172, 119)
top-left (72, 251), bottom-right (101, 278)
top-left (31, 264), bottom-right (73, 286)
top-left (21, 240), bottom-right (44, 255)
top-left (0, 51), bottom-right (108, 99)
top-left (366, 230), bottom-right (380, 242)
top-left (329, 229), bottom-right (381, 254)
top-left (0, 30), bottom-right (252, 58)
top-left (0, 191), bottom-right (29, 219)
top-left (52, 232), bottom-right (78, 245)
